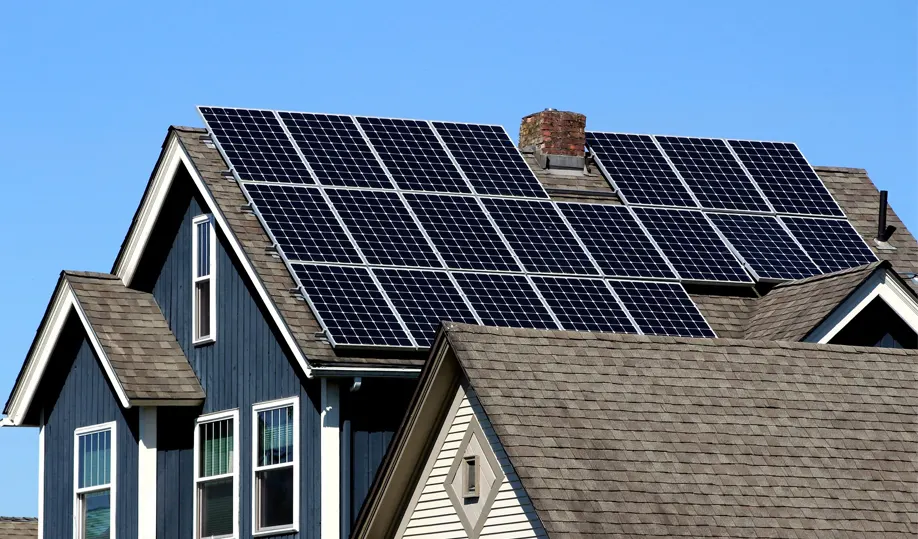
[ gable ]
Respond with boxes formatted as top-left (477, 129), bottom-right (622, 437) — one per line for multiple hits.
top-left (395, 383), bottom-right (546, 539)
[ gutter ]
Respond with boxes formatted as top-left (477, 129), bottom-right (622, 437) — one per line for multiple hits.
top-left (310, 366), bottom-right (422, 379)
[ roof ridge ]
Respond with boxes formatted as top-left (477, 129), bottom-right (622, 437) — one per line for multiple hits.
top-left (0, 516), bottom-right (37, 521)
top-left (770, 260), bottom-right (885, 290)
top-left (61, 270), bottom-right (120, 280)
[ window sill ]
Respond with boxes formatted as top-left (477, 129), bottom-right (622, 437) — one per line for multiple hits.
top-left (193, 336), bottom-right (216, 347)
top-left (253, 526), bottom-right (298, 537)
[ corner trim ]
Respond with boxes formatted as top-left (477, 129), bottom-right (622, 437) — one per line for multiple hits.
top-left (138, 407), bottom-right (157, 539)
top-left (320, 380), bottom-right (340, 539)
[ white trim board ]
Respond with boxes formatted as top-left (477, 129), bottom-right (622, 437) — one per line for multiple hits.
top-left (112, 132), bottom-right (313, 378)
top-left (320, 380), bottom-right (340, 539)
top-left (806, 268), bottom-right (918, 343)
top-left (5, 281), bottom-right (131, 426)
top-left (138, 407), bottom-right (157, 539)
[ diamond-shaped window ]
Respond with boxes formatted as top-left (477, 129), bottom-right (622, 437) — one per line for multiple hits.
top-left (444, 413), bottom-right (505, 538)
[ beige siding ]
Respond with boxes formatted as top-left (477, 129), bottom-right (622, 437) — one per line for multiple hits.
top-left (397, 386), bottom-right (547, 539)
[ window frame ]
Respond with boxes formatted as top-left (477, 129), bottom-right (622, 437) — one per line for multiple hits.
top-left (251, 397), bottom-right (300, 536)
top-left (73, 421), bottom-right (117, 539)
top-left (193, 409), bottom-right (239, 539)
top-left (192, 214), bottom-right (217, 345)
top-left (462, 455), bottom-right (479, 498)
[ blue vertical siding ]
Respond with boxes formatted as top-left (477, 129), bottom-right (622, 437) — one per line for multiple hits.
top-left (152, 193), bottom-right (320, 539)
top-left (41, 321), bottom-right (138, 539)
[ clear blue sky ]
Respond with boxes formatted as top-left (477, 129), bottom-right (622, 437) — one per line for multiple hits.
top-left (0, 0), bottom-right (915, 517)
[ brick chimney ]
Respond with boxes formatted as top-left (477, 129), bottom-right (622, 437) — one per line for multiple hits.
top-left (519, 109), bottom-right (586, 159)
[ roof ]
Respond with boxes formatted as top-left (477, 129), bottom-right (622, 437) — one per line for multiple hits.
top-left (64, 271), bottom-right (204, 401)
top-left (441, 322), bottom-right (918, 538)
top-left (0, 517), bottom-right (37, 538)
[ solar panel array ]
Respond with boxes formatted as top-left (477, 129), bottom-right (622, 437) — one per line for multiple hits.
top-left (201, 106), bottom-right (877, 349)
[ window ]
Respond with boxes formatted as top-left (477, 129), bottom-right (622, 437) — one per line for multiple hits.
top-left (192, 214), bottom-right (216, 344)
top-left (194, 410), bottom-right (238, 539)
top-left (74, 422), bottom-right (116, 539)
top-left (252, 398), bottom-right (299, 534)
top-left (463, 455), bottom-right (479, 498)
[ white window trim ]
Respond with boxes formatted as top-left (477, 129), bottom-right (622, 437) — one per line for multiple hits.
top-left (251, 397), bottom-right (300, 536)
top-left (73, 421), bottom-right (117, 539)
top-left (193, 409), bottom-right (239, 539)
top-left (192, 214), bottom-right (217, 345)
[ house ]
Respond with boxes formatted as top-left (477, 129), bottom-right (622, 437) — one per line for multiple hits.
top-left (1, 107), bottom-right (917, 539)
top-left (351, 322), bottom-right (918, 538)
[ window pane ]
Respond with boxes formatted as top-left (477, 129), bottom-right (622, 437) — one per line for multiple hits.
top-left (199, 419), bottom-right (233, 478)
top-left (196, 280), bottom-right (211, 339)
top-left (257, 467), bottom-right (294, 530)
top-left (257, 406), bottom-right (294, 467)
top-left (197, 220), bottom-right (211, 278)
top-left (200, 478), bottom-right (233, 538)
top-left (82, 489), bottom-right (111, 539)
top-left (78, 430), bottom-right (111, 489)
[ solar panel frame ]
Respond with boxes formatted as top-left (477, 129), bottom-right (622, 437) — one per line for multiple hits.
top-left (608, 280), bottom-right (717, 338)
top-left (373, 267), bottom-right (480, 347)
top-left (432, 121), bottom-right (548, 198)
top-left (728, 139), bottom-right (845, 217)
top-left (291, 263), bottom-right (416, 348)
top-left (240, 183), bottom-right (362, 264)
top-left (585, 131), bottom-right (697, 207)
top-left (278, 112), bottom-right (396, 189)
top-left (531, 276), bottom-right (638, 333)
top-left (707, 213), bottom-right (821, 281)
top-left (654, 135), bottom-right (772, 212)
top-left (453, 272), bottom-right (560, 330)
top-left (199, 106), bottom-right (315, 184)
top-left (634, 207), bottom-right (754, 284)
top-left (558, 202), bottom-right (678, 279)
top-left (780, 216), bottom-right (878, 273)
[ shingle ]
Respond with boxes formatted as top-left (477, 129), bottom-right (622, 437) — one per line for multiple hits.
top-left (64, 271), bottom-right (204, 401)
top-left (0, 517), bottom-right (37, 538)
top-left (443, 322), bottom-right (918, 539)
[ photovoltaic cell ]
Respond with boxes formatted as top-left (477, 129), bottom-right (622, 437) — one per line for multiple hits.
top-left (199, 107), bottom-right (313, 184)
top-left (608, 281), bottom-right (716, 338)
top-left (483, 198), bottom-right (597, 275)
top-left (242, 183), bottom-right (361, 264)
top-left (728, 140), bottom-right (844, 217)
top-left (373, 268), bottom-right (478, 346)
top-left (781, 217), bottom-right (877, 273)
top-left (326, 189), bottom-right (440, 268)
top-left (532, 277), bottom-right (636, 333)
top-left (453, 273), bottom-right (557, 330)
top-left (279, 112), bottom-right (394, 188)
top-left (404, 193), bottom-right (520, 271)
top-left (655, 136), bottom-right (770, 212)
top-left (432, 122), bottom-right (546, 198)
top-left (707, 213), bottom-right (820, 280)
top-left (292, 264), bottom-right (412, 347)
top-left (634, 207), bottom-right (752, 283)
top-left (559, 203), bottom-right (676, 279)
top-left (356, 117), bottom-right (470, 193)
top-left (585, 132), bottom-right (695, 207)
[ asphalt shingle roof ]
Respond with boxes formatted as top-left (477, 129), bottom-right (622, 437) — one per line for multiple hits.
top-left (442, 322), bottom-right (918, 538)
top-left (0, 517), bottom-right (37, 538)
top-left (65, 271), bottom-right (204, 401)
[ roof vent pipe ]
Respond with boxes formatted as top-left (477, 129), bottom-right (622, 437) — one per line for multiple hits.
top-left (876, 190), bottom-right (896, 242)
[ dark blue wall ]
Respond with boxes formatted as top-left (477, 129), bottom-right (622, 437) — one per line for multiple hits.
top-left (151, 192), bottom-right (320, 539)
top-left (40, 317), bottom-right (138, 539)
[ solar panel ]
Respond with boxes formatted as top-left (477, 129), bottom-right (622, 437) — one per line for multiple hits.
top-left (532, 277), bottom-right (636, 333)
top-left (559, 203), bottom-right (676, 279)
top-left (404, 193), bottom-right (520, 271)
top-left (608, 281), bottom-right (716, 338)
top-left (585, 132), bottom-right (695, 207)
top-left (373, 268), bottom-right (478, 346)
top-left (242, 183), bottom-right (361, 264)
top-left (655, 136), bottom-right (770, 212)
top-left (278, 112), bottom-right (394, 188)
top-left (482, 198), bottom-right (598, 275)
top-left (707, 213), bottom-right (820, 281)
top-left (292, 264), bottom-right (413, 347)
top-left (199, 107), bottom-right (314, 184)
top-left (356, 117), bottom-right (470, 193)
top-left (634, 207), bottom-right (752, 283)
top-left (432, 122), bottom-right (547, 198)
top-left (326, 189), bottom-right (441, 268)
top-left (728, 140), bottom-right (844, 217)
top-left (780, 217), bottom-right (877, 273)
top-left (453, 273), bottom-right (558, 330)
